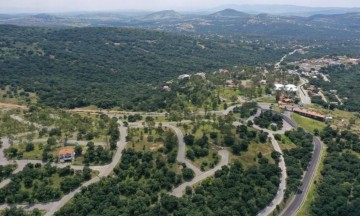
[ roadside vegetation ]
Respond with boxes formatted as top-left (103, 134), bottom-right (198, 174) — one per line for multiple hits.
top-left (281, 128), bottom-right (314, 199)
top-left (0, 164), bottom-right (16, 181)
top-left (291, 113), bottom-right (326, 134)
top-left (310, 126), bottom-right (360, 215)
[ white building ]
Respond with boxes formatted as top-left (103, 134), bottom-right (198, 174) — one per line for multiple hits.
top-left (285, 84), bottom-right (297, 92)
top-left (274, 84), bottom-right (284, 91)
top-left (178, 74), bottom-right (190, 80)
top-left (195, 72), bottom-right (206, 79)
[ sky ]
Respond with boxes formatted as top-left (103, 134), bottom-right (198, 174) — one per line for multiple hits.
top-left (0, 0), bottom-right (359, 13)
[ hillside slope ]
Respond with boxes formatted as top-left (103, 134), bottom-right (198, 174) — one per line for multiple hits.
top-left (0, 25), bottom-right (287, 110)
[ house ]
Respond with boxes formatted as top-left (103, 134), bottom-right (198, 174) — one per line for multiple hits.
top-left (329, 90), bottom-right (337, 94)
top-left (311, 93), bottom-right (321, 98)
top-left (59, 148), bottom-right (75, 163)
top-left (307, 85), bottom-right (316, 91)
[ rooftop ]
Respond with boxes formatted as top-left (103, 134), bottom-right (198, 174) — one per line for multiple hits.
top-left (59, 148), bottom-right (75, 155)
top-left (293, 108), bottom-right (325, 119)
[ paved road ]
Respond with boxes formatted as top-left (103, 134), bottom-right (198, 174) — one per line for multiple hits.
top-left (129, 121), bottom-right (230, 197)
top-left (1, 103), bottom-right (322, 215)
top-left (257, 104), bottom-right (323, 216)
top-left (0, 120), bottom-right (128, 215)
top-left (318, 91), bottom-right (328, 103)
top-left (275, 48), bottom-right (305, 69)
top-left (171, 150), bottom-right (229, 197)
top-left (163, 123), bottom-right (203, 176)
top-left (298, 78), bottom-right (311, 105)
top-left (280, 136), bottom-right (322, 216)
top-left (252, 124), bottom-right (288, 216)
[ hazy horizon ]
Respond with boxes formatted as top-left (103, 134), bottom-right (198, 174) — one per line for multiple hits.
top-left (1, 0), bottom-right (360, 13)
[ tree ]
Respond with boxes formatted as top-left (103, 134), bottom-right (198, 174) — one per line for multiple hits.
top-left (184, 134), bottom-right (195, 146)
top-left (82, 166), bottom-right (92, 181)
top-left (25, 143), bottom-right (34, 152)
top-left (74, 145), bottom-right (82, 156)
top-left (47, 137), bottom-right (57, 146)
top-left (182, 168), bottom-right (195, 181)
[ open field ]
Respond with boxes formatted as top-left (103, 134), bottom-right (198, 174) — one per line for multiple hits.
top-left (291, 113), bottom-right (326, 133)
top-left (229, 141), bottom-right (275, 168)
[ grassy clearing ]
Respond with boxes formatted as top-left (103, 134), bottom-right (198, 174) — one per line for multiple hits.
top-left (217, 86), bottom-right (241, 101)
top-left (126, 127), bottom-right (166, 152)
top-left (14, 142), bottom-right (65, 160)
top-left (279, 134), bottom-right (297, 150)
top-left (257, 96), bottom-right (277, 104)
top-left (229, 141), bottom-right (275, 168)
top-left (190, 147), bottom-right (220, 171)
top-left (296, 144), bottom-right (327, 216)
top-left (291, 113), bottom-right (326, 134)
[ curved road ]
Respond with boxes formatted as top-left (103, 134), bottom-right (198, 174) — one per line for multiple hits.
top-left (0, 120), bottom-right (128, 215)
top-left (257, 104), bottom-right (323, 216)
top-left (280, 136), bottom-right (322, 216)
top-left (163, 123), bottom-right (229, 197)
top-left (129, 121), bottom-right (230, 196)
top-left (1, 104), bottom-right (322, 216)
top-left (252, 123), bottom-right (289, 216)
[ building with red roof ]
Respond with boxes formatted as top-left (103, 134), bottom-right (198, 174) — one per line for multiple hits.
top-left (59, 148), bottom-right (75, 163)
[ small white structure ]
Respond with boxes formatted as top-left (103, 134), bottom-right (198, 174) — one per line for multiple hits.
top-left (195, 72), bottom-right (206, 79)
top-left (274, 84), bottom-right (284, 91)
top-left (285, 84), bottom-right (297, 92)
top-left (178, 74), bottom-right (190, 80)
top-left (163, 86), bottom-right (171, 92)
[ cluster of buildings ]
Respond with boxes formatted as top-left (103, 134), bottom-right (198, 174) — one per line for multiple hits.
top-left (290, 57), bottom-right (360, 79)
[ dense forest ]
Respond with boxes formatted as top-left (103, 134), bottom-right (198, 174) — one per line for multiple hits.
top-left (311, 126), bottom-right (360, 215)
top-left (309, 64), bottom-right (360, 111)
top-left (0, 25), bottom-right (288, 111)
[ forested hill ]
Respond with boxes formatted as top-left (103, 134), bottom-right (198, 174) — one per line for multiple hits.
top-left (0, 25), bottom-right (287, 110)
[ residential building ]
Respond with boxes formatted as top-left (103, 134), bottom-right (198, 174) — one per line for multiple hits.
top-left (59, 148), bottom-right (76, 163)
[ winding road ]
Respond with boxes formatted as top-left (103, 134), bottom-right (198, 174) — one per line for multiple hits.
top-left (257, 105), bottom-right (323, 216)
top-left (0, 102), bottom-right (323, 216)
top-left (128, 121), bottom-right (230, 197)
top-left (280, 136), bottom-right (322, 216)
top-left (0, 119), bottom-right (128, 215)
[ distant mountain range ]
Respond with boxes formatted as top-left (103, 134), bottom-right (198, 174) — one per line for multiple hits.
top-left (0, 8), bottom-right (359, 38)
top-left (209, 4), bottom-right (360, 16)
